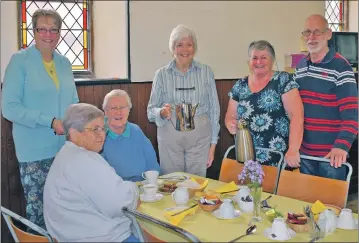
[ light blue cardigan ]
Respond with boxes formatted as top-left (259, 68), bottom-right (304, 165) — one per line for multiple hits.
top-left (2, 45), bottom-right (79, 162)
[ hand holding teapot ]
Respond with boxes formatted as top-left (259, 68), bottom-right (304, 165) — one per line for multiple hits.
top-left (160, 104), bottom-right (172, 120)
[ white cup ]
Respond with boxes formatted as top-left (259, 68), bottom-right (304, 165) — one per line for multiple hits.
top-left (337, 208), bottom-right (356, 229)
top-left (171, 187), bottom-right (189, 206)
top-left (235, 186), bottom-right (250, 202)
top-left (239, 198), bottom-right (254, 213)
top-left (142, 170), bottom-right (159, 184)
top-left (271, 218), bottom-right (291, 240)
top-left (143, 184), bottom-right (158, 200)
top-left (219, 199), bottom-right (235, 218)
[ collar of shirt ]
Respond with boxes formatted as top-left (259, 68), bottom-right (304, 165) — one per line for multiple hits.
top-left (305, 46), bottom-right (336, 64)
top-left (165, 59), bottom-right (202, 73)
top-left (105, 117), bottom-right (131, 139)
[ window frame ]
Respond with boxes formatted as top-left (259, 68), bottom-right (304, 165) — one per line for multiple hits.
top-left (325, 0), bottom-right (349, 32)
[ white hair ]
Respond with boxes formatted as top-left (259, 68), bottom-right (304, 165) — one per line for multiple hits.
top-left (63, 103), bottom-right (104, 135)
top-left (102, 89), bottom-right (132, 110)
top-left (169, 24), bottom-right (198, 55)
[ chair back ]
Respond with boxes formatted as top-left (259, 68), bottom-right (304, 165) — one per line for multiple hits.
top-left (219, 145), bottom-right (284, 194)
top-left (1, 206), bottom-right (55, 242)
top-left (276, 155), bottom-right (353, 208)
top-left (122, 207), bottom-right (201, 242)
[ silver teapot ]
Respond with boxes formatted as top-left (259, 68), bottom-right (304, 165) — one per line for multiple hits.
top-left (235, 119), bottom-right (255, 162)
top-left (172, 103), bottom-right (199, 132)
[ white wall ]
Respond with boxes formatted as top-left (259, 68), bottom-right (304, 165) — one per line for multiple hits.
top-left (1, 1), bottom-right (330, 82)
top-left (348, 0), bottom-right (358, 32)
top-left (130, 1), bottom-right (324, 82)
top-left (1, 2), bottom-right (18, 82)
top-left (92, 1), bottom-right (128, 79)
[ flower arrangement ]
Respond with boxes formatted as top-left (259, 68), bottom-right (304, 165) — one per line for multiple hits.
top-left (238, 160), bottom-right (265, 221)
top-left (238, 160), bottom-right (265, 188)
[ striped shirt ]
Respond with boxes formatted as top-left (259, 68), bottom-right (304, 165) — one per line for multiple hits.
top-left (295, 47), bottom-right (358, 156)
top-left (147, 59), bottom-right (220, 144)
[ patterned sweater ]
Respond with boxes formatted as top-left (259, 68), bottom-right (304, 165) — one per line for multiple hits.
top-left (295, 47), bottom-right (358, 156)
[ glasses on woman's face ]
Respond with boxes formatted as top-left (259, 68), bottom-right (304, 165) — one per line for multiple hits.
top-left (35, 27), bottom-right (60, 35)
top-left (301, 29), bottom-right (328, 37)
top-left (84, 126), bottom-right (108, 135)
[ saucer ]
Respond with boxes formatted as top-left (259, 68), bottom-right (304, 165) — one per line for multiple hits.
top-left (140, 193), bottom-right (164, 203)
top-left (264, 228), bottom-right (296, 241)
top-left (212, 209), bottom-right (241, 220)
top-left (337, 219), bottom-right (358, 230)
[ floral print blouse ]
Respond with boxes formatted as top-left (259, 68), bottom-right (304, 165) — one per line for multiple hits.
top-left (229, 71), bottom-right (299, 166)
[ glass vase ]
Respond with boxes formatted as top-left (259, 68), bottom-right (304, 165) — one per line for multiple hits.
top-left (251, 185), bottom-right (263, 222)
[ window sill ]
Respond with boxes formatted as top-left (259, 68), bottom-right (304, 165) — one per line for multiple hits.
top-left (75, 77), bottom-right (131, 85)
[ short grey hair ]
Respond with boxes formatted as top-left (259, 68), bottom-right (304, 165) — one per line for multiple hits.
top-left (102, 89), bottom-right (133, 110)
top-left (32, 9), bottom-right (62, 32)
top-left (248, 40), bottom-right (276, 61)
top-left (63, 103), bottom-right (104, 136)
top-left (169, 25), bottom-right (198, 55)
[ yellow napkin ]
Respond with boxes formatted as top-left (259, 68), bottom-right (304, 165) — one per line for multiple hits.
top-left (190, 178), bottom-right (209, 189)
top-left (164, 205), bottom-right (199, 226)
top-left (311, 200), bottom-right (326, 221)
top-left (214, 181), bottom-right (238, 195)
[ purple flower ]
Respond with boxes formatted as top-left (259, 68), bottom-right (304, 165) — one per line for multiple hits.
top-left (237, 160), bottom-right (264, 186)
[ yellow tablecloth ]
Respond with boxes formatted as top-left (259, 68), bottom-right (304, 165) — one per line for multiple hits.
top-left (137, 173), bottom-right (358, 242)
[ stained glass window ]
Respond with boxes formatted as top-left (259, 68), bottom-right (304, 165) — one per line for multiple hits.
top-left (325, 0), bottom-right (345, 31)
top-left (19, 0), bottom-right (91, 71)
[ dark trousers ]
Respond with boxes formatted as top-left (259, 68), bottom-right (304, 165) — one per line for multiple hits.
top-left (299, 158), bottom-right (347, 181)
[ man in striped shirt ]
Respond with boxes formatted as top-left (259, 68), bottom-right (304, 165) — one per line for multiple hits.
top-left (294, 14), bottom-right (358, 180)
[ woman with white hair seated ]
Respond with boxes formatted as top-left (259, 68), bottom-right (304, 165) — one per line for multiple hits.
top-left (147, 25), bottom-right (220, 177)
top-left (102, 89), bottom-right (160, 182)
top-left (43, 103), bottom-right (140, 242)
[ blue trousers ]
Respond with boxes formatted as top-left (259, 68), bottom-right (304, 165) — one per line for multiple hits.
top-left (19, 158), bottom-right (54, 230)
top-left (299, 158), bottom-right (347, 181)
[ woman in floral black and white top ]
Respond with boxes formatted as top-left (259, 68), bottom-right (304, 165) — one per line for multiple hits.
top-left (225, 40), bottom-right (304, 167)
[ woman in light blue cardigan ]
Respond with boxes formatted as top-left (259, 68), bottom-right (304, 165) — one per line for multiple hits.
top-left (1, 9), bottom-right (78, 229)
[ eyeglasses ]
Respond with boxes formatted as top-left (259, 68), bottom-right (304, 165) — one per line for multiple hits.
top-left (35, 27), bottom-right (60, 34)
top-left (84, 127), bottom-right (108, 134)
top-left (108, 106), bottom-right (129, 112)
top-left (301, 29), bottom-right (328, 37)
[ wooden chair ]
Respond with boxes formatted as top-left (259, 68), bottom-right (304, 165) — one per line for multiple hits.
top-left (276, 155), bottom-right (353, 208)
top-left (1, 206), bottom-right (56, 242)
top-left (122, 207), bottom-right (201, 242)
top-left (219, 145), bottom-right (284, 194)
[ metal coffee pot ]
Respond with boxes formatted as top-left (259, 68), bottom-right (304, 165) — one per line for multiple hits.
top-left (171, 103), bottom-right (199, 132)
top-left (235, 119), bottom-right (255, 162)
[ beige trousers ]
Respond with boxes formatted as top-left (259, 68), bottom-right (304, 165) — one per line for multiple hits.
top-left (157, 114), bottom-right (212, 177)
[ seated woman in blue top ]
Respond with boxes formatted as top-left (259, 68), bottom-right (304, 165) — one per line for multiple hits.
top-left (102, 89), bottom-right (161, 182)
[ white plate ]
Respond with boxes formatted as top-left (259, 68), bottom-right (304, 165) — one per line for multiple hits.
top-left (264, 228), bottom-right (296, 241)
top-left (140, 179), bottom-right (165, 186)
top-left (140, 193), bottom-right (164, 203)
top-left (159, 173), bottom-right (190, 181)
top-left (212, 209), bottom-right (241, 220)
top-left (337, 219), bottom-right (358, 230)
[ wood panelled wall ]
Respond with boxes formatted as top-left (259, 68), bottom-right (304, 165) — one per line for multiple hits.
top-left (1, 80), bottom-right (237, 242)
top-left (2, 80), bottom-right (358, 242)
